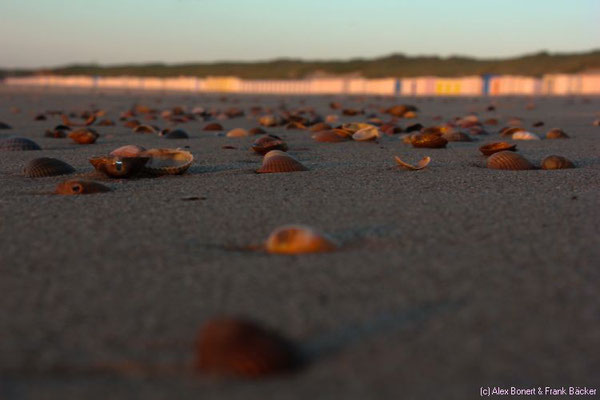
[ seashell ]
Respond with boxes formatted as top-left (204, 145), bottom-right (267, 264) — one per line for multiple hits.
top-left (593, 119), bottom-right (600, 126)
top-left (133, 124), bottom-right (157, 134)
top-left (89, 156), bottom-right (149, 178)
top-left (0, 136), bottom-right (41, 151)
top-left (410, 133), bottom-right (448, 148)
top-left (545, 128), bottom-right (569, 139)
top-left (0, 121), bottom-right (12, 129)
top-left (226, 128), bottom-right (249, 137)
top-left (312, 130), bottom-right (350, 143)
top-left (512, 131), bottom-right (541, 141)
top-left (257, 151), bottom-right (307, 173)
top-left (367, 117), bottom-right (383, 126)
top-left (68, 128), bottom-right (99, 144)
top-left (265, 225), bottom-right (337, 254)
top-left (252, 135), bottom-right (288, 155)
top-left (341, 108), bottom-right (361, 116)
top-left (385, 104), bottom-right (417, 117)
top-left (285, 121), bottom-right (306, 130)
top-left (341, 122), bottom-right (375, 134)
top-left (380, 124), bottom-right (402, 135)
top-left (55, 179), bottom-right (111, 195)
top-left (541, 155), bottom-right (574, 170)
top-left (508, 117), bottom-right (523, 126)
top-left (403, 110), bottom-right (418, 119)
top-left (308, 122), bottom-right (331, 132)
top-left (394, 156), bottom-right (431, 171)
top-left (442, 130), bottom-right (472, 142)
top-left (97, 118), bottom-right (115, 126)
top-left (486, 151), bottom-right (534, 170)
top-left (325, 114), bottom-right (339, 123)
top-left (61, 114), bottom-right (96, 127)
top-left (123, 119), bottom-right (141, 129)
top-left (352, 126), bottom-right (381, 141)
top-left (24, 157), bottom-right (75, 177)
top-left (163, 129), bottom-right (189, 139)
top-left (203, 122), bottom-right (224, 131)
top-left (467, 125), bottom-right (488, 135)
top-left (405, 123), bottom-right (423, 133)
top-left (479, 142), bottom-right (517, 156)
top-left (329, 101), bottom-right (342, 110)
top-left (259, 115), bottom-right (278, 127)
top-left (421, 126), bottom-right (443, 135)
top-left (499, 126), bottom-right (524, 137)
top-left (195, 317), bottom-right (299, 377)
top-left (248, 127), bottom-right (266, 135)
top-left (143, 148), bottom-right (194, 175)
top-left (110, 145), bottom-right (146, 158)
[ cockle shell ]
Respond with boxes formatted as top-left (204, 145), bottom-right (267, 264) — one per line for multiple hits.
top-left (312, 130), bottom-right (350, 143)
top-left (24, 157), bottom-right (75, 177)
top-left (257, 151), bottom-right (307, 173)
top-left (195, 317), bottom-right (299, 377)
top-left (512, 131), bottom-right (541, 141)
top-left (403, 111), bottom-right (418, 119)
top-left (394, 156), bottom-right (431, 171)
top-left (285, 121), bottom-right (306, 130)
top-left (133, 124), bottom-right (157, 134)
top-left (110, 145), bottom-right (146, 158)
top-left (259, 115), bottom-right (278, 127)
top-left (55, 179), bottom-right (111, 195)
top-left (0, 137), bottom-right (41, 151)
top-left (203, 122), bottom-right (224, 131)
top-left (442, 130), bottom-right (472, 142)
top-left (479, 142), bottom-right (517, 156)
top-left (252, 135), bottom-right (288, 155)
top-left (486, 151), bottom-right (534, 170)
top-left (226, 128), bottom-right (249, 138)
top-left (265, 225), bottom-right (337, 254)
top-left (143, 148), bottom-right (194, 175)
top-left (68, 128), bottom-right (99, 144)
top-left (499, 126), bottom-right (524, 137)
top-left (309, 122), bottom-right (331, 132)
top-left (545, 128), bottom-right (570, 139)
top-left (410, 133), bottom-right (448, 148)
top-left (89, 156), bottom-right (149, 178)
top-left (541, 155), bottom-right (575, 170)
top-left (352, 126), bottom-right (381, 141)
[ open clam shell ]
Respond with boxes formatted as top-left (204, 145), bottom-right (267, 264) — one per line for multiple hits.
top-left (479, 142), bottom-right (517, 156)
top-left (541, 155), bottom-right (574, 170)
top-left (55, 179), bottom-right (111, 195)
top-left (251, 135), bottom-right (288, 155)
top-left (352, 126), bottom-right (381, 141)
top-left (89, 156), bottom-right (149, 178)
top-left (68, 128), bottom-right (99, 144)
top-left (196, 317), bottom-right (299, 377)
top-left (341, 122), bottom-right (375, 134)
top-left (143, 148), bottom-right (194, 175)
top-left (394, 156), bottom-right (431, 171)
top-left (265, 225), bottom-right (337, 254)
top-left (410, 133), bottom-right (448, 148)
top-left (257, 151), bottom-right (307, 174)
top-left (0, 136), bottom-right (41, 151)
top-left (486, 151), bottom-right (534, 170)
top-left (24, 157), bottom-right (75, 177)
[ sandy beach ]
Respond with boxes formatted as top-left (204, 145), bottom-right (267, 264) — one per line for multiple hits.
top-left (1, 86), bottom-right (599, 399)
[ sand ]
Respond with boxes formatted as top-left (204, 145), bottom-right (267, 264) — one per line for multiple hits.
top-left (1, 86), bottom-right (599, 399)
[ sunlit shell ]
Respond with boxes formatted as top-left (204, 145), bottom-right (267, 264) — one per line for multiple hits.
top-left (512, 131), bottom-right (541, 141)
top-left (24, 157), bottom-right (75, 177)
top-left (499, 126), bottom-right (524, 137)
top-left (61, 114), bottom-right (96, 127)
top-left (0, 121), bottom-right (12, 129)
top-left (486, 151), bottom-right (534, 170)
top-left (257, 151), bottom-right (307, 173)
top-left (226, 128), bottom-right (249, 138)
top-left (203, 122), bottom-right (224, 131)
top-left (68, 128), bottom-right (99, 144)
top-left (410, 133), bottom-right (448, 148)
top-left (403, 111), bottom-right (418, 119)
top-left (341, 122), bottom-right (376, 134)
top-left (89, 156), bottom-right (149, 178)
top-left (285, 121), bottom-right (306, 130)
top-left (265, 225), bottom-right (337, 254)
top-left (195, 317), bottom-right (299, 377)
top-left (312, 130), bottom-right (350, 143)
top-left (385, 104), bottom-right (417, 117)
top-left (479, 142), bottom-right (517, 156)
top-left (367, 117), bottom-right (383, 126)
top-left (352, 126), bottom-right (381, 141)
top-left (143, 148), bottom-right (194, 175)
top-left (442, 130), bottom-right (472, 142)
top-left (259, 115), bottom-right (278, 127)
top-left (545, 128), bottom-right (570, 139)
top-left (0, 137), bottom-right (41, 151)
top-left (133, 124), bottom-right (157, 134)
top-left (163, 129), bottom-right (189, 139)
top-left (252, 135), bottom-right (288, 155)
top-left (541, 155), bottom-right (575, 170)
top-left (325, 114), bottom-right (339, 123)
top-left (248, 127), bottom-right (266, 135)
top-left (110, 145), bottom-right (147, 158)
top-left (309, 122), bottom-right (331, 132)
top-left (55, 179), bottom-right (111, 195)
top-left (394, 156), bottom-right (431, 171)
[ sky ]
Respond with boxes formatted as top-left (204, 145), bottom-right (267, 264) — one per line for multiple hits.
top-left (0, 0), bottom-right (599, 68)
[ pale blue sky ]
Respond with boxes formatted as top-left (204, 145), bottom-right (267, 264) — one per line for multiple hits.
top-left (0, 0), bottom-right (598, 68)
